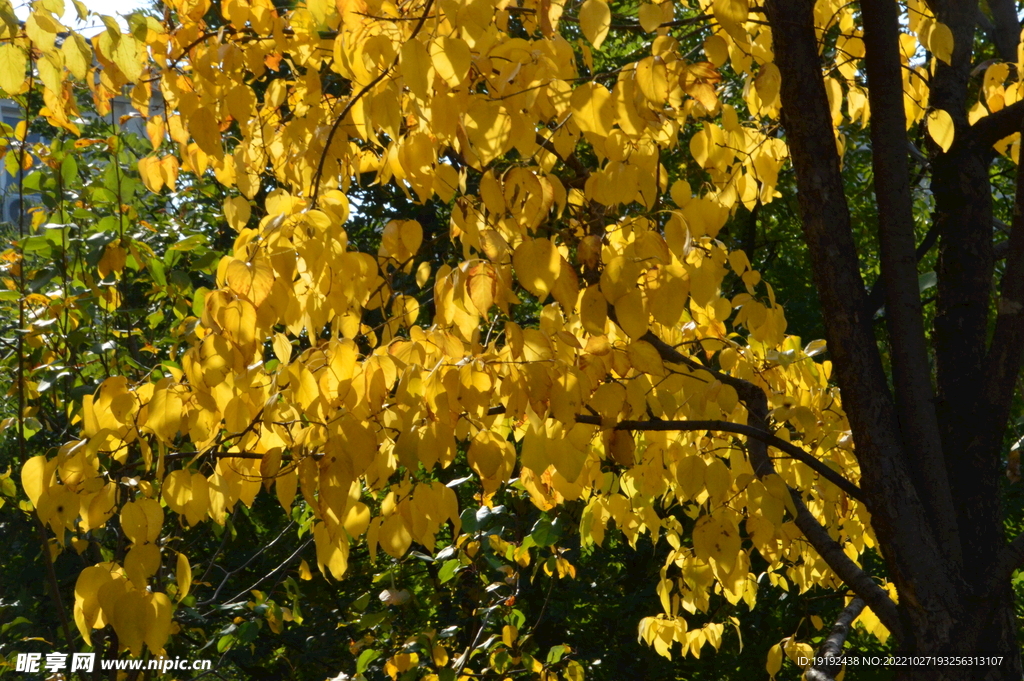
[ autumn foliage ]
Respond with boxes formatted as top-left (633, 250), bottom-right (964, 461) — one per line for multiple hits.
top-left (3, 0), bottom-right (1024, 679)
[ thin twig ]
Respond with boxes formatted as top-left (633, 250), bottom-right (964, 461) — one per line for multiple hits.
top-left (310, 0), bottom-right (436, 207)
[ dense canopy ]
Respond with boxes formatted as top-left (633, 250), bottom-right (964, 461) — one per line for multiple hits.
top-left (1, 0), bottom-right (1024, 680)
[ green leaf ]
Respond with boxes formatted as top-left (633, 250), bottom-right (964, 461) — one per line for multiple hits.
top-left (531, 516), bottom-right (562, 547)
top-left (356, 649), bottom-right (379, 673)
top-left (216, 634), bottom-right (234, 653)
top-left (546, 644), bottom-right (567, 665)
top-left (169, 234), bottom-right (206, 252)
top-left (438, 559), bottom-right (461, 584)
top-left (21, 235), bottom-right (53, 254)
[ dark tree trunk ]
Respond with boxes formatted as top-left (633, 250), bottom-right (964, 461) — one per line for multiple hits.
top-left (763, 0), bottom-right (1024, 678)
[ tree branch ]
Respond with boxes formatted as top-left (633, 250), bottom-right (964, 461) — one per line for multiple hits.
top-left (572, 415), bottom-right (864, 502)
top-left (766, 0), bottom-right (959, 624)
top-left (861, 0), bottom-right (959, 565)
top-left (992, 531), bottom-right (1024, 588)
top-left (791, 503), bottom-right (902, 638)
top-left (764, 0), bottom-right (910, 488)
top-left (534, 132), bottom-right (589, 182)
top-left (865, 220), bottom-right (941, 317)
top-left (637, 329), bottom-right (765, 405)
top-left (575, 402), bottom-right (895, 633)
top-left (803, 597), bottom-right (866, 681)
top-left (309, 0), bottom-right (435, 207)
top-left (968, 99), bottom-right (1024, 151)
top-left (980, 106), bottom-right (1024, 465)
top-left (599, 328), bottom-right (900, 636)
top-left (983, 0), bottom-right (1021, 63)
top-left (35, 517), bottom-right (75, 653)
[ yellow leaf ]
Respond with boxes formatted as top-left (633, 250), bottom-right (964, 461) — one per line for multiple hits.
top-left (399, 219), bottom-right (423, 256)
top-left (275, 469), bottom-right (297, 511)
top-left (378, 514), bottom-right (412, 558)
top-left (703, 35), bottom-right (729, 67)
top-left (307, 0), bottom-right (332, 25)
top-left (513, 238), bottom-right (561, 301)
top-left (299, 558), bottom-right (313, 580)
top-left (754, 63), bottom-right (781, 109)
top-left (111, 589), bottom-right (148, 657)
top-left (401, 39), bottom-right (433, 100)
top-left (21, 455), bottom-right (49, 507)
top-left (159, 156), bottom-right (179, 190)
top-left (705, 457), bottom-right (732, 502)
top-left (125, 543), bottom-right (161, 587)
top-left (502, 624), bottom-right (518, 646)
top-left (464, 99), bottom-right (512, 167)
top-left (626, 340), bottom-right (665, 376)
top-left (224, 258), bottom-right (274, 306)
top-left (0, 43), bottom-right (27, 94)
top-left (162, 470), bottom-right (192, 516)
top-left (416, 261), bottom-right (431, 288)
top-left (146, 385), bottom-right (183, 443)
top-left (579, 0), bottom-right (611, 49)
top-left (97, 572), bottom-right (131, 625)
top-left (142, 592), bottom-right (173, 654)
top-left (589, 382), bottom-right (626, 420)
top-left (926, 21), bottom-right (954, 65)
top-left (927, 108), bottom-right (955, 152)
top-left (580, 284), bottom-right (608, 335)
top-left (62, 33), bottom-right (92, 80)
top-left (223, 196), bottom-right (251, 232)
top-left (137, 156), bottom-right (163, 193)
top-left (75, 564), bottom-right (120, 637)
top-left (272, 332), bottom-right (292, 364)
top-left (189, 106), bottom-right (223, 159)
top-left (98, 242), bottom-right (127, 278)
top-left (552, 259), bottom-right (580, 313)
top-left (712, 0), bottom-right (749, 44)
top-left (344, 501), bottom-right (371, 537)
top-left (85, 483), bottom-right (117, 531)
top-left (639, 4), bottom-right (664, 33)
top-left (693, 514), bottom-right (740, 574)
top-left (185, 473), bottom-right (209, 526)
top-left (467, 263), bottom-right (496, 318)
top-left (430, 36), bottom-right (471, 88)
top-left (571, 82), bottom-right (614, 137)
top-left (110, 33), bottom-right (142, 82)
top-left (636, 56), bottom-right (669, 106)
top-left (614, 290), bottom-right (648, 339)
top-left (766, 642), bottom-right (783, 679)
top-left (121, 498), bottom-right (163, 545)
top-left (314, 522), bottom-right (351, 579)
top-left (176, 553), bottom-right (192, 601)
top-left (676, 455), bottom-right (706, 500)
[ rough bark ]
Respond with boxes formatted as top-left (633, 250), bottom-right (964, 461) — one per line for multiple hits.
top-left (764, 0), bottom-right (954, 612)
top-left (764, 0), bottom-right (1024, 678)
top-left (860, 0), bottom-right (960, 566)
top-left (804, 598), bottom-right (865, 681)
top-left (926, 7), bottom-right (1007, 599)
top-left (984, 0), bottom-right (1021, 63)
top-left (980, 112), bottom-right (1024, 494)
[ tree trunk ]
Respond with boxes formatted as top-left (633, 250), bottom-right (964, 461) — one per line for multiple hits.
top-left (896, 595), bottom-right (1021, 681)
top-left (763, 1), bottom-right (1024, 678)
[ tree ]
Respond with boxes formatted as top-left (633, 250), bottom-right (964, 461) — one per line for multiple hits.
top-left (4, 0), bottom-right (1024, 679)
